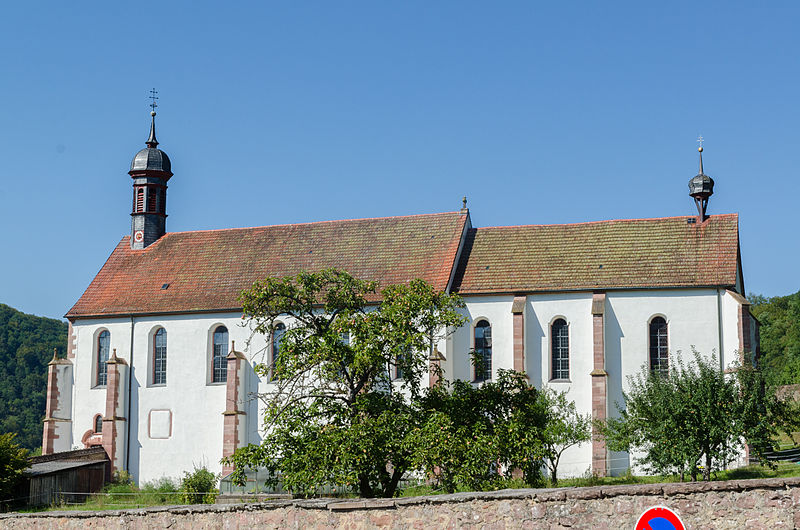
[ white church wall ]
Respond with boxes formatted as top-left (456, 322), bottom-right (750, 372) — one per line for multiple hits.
top-left (605, 288), bottom-right (731, 475)
top-left (453, 294), bottom-right (595, 479)
top-left (526, 293), bottom-right (594, 478)
top-left (71, 317), bottom-right (131, 453)
top-left (68, 287), bottom-right (745, 485)
top-left (453, 296), bottom-right (515, 382)
top-left (71, 312), bottom-right (263, 485)
top-left (721, 290), bottom-right (744, 367)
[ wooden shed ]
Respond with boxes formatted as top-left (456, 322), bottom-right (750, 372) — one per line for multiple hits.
top-left (25, 447), bottom-right (109, 506)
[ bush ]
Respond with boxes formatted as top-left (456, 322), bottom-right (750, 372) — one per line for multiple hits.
top-left (180, 467), bottom-right (218, 504)
top-left (140, 477), bottom-right (181, 505)
top-left (104, 471), bottom-right (137, 504)
top-left (0, 433), bottom-right (29, 511)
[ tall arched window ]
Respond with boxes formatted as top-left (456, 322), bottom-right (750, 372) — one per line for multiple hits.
top-left (474, 320), bottom-right (492, 382)
top-left (153, 328), bottom-right (167, 385)
top-left (271, 323), bottom-right (286, 379)
top-left (212, 326), bottom-right (229, 383)
top-left (649, 317), bottom-right (669, 375)
top-left (94, 414), bottom-right (103, 434)
top-left (96, 330), bottom-right (110, 386)
top-left (551, 318), bottom-right (569, 380)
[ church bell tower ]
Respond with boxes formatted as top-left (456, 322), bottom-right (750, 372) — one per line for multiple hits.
top-left (129, 105), bottom-right (172, 249)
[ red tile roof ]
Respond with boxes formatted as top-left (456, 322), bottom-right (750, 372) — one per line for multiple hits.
top-left (452, 214), bottom-right (740, 294)
top-left (66, 212), bottom-right (469, 318)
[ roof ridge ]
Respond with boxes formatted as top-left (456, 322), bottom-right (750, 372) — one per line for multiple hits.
top-left (476, 213), bottom-right (738, 230)
top-left (156, 211), bottom-right (463, 237)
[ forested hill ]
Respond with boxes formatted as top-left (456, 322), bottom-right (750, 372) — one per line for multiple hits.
top-left (0, 304), bottom-right (67, 451)
top-left (750, 290), bottom-right (800, 386)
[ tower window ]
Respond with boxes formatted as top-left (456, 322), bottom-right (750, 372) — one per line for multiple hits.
top-left (135, 188), bottom-right (144, 213)
top-left (212, 326), bottom-right (229, 383)
top-left (649, 317), bottom-right (669, 375)
top-left (94, 414), bottom-right (103, 434)
top-left (153, 328), bottom-right (167, 385)
top-left (473, 320), bottom-right (492, 382)
top-left (551, 318), bottom-right (569, 380)
top-left (96, 330), bottom-right (110, 387)
top-left (147, 187), bottom-right (157, 213)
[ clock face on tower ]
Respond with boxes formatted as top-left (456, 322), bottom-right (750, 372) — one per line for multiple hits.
top-left (134, 230), bottom-right (144, 243)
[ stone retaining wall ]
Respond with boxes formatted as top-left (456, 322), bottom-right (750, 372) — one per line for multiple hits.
top-left (2, 477), bottom-right (799, 529)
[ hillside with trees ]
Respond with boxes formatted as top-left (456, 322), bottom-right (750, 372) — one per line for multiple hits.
top-left (750, 290), bottom-right (800, 386)
top-left (0, 304), bottom-right (67, 451)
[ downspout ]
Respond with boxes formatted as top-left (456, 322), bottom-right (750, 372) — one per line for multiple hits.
top-left (716, 289), bottom-right (724, 371)
top-left (126, 315), bottom-right (135, 472)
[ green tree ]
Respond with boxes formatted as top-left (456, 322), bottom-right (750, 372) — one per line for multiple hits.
top-left (602, 351), bottom-right (799, 481)
top-left (0, 304), bottom-right (67, 451)
top-left (411, 370), bottom-right (549, 492)
top-left (750, 291), bottom-right (800, 386)
top-left (0, 433), bottom-right (29, 510)
top-left (227, 269), bottom-right (466, 498)
top-left (538, 389), bottom-right (592, 486)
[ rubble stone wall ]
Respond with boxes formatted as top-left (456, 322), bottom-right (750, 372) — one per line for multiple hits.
top-left (2, 477), bottom-right (799, 529)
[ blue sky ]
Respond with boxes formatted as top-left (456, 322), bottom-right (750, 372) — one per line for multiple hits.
top-left (1, 2), bottom-right (798, 319)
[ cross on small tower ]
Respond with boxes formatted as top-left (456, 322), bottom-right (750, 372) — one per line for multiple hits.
top-left (697, 135), bottom-right (704, 150)
top-left (149, 88), bottom-right (159, 113)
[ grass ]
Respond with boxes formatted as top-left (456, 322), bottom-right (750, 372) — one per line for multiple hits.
top-left (775, 431), bottom-right (800, 450)
top-left (20, 476), bottom-right (217, 513)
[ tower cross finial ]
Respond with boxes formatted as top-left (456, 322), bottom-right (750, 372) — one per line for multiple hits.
top-left (149, 88), bottom-right (159, 113)
top-left (697, 135), bottom-right (704, 174)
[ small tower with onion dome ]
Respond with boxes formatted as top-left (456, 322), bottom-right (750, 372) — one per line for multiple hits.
top-left (129, 90), bottom-right (172, 249)
top-left (688, 140), bottom-right (715, 222)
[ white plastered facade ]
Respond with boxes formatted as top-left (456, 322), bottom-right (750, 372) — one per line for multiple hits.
top-left (67, 287), bottom-right (752, 484)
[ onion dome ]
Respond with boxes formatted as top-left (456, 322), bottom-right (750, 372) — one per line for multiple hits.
top-left (688, 146), bottom-right (714, 220)
top-left (688, 146), bottom-right (714, 199)
top-left (130, 111), bottom-right (172, 174)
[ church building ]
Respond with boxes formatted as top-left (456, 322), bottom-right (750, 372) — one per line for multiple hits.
top-left (42, 111), bottom-right (758, 485)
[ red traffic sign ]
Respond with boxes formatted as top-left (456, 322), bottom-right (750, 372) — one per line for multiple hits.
top-left (635, 505), bottom-right (685, 530)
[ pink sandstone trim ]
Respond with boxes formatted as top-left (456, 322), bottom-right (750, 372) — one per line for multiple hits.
top-left (591, 292), bottom-right (608, 477)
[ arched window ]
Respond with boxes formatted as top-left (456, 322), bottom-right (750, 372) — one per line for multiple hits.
top-left (94, 414), bottom-right (103, 434)
top-left (649, 317), bottom-right (669, 375)
top-left (551, 318), bottom-right (569, 380)
top-left (272, 323), bottom-right (286, 365)
top-left (271, 323), bottom-right (286, 379)
top-left (153, 328), bottom-right (167, 385)
top-left (212, 326), bottom-right (229, 383)
top-left (474, 320), bottom-right (492, 382)
top-left (147, 187), bottom-right (157, 213)
top-left (135, 187), bottom-right (144, 213)
top-left (96, 331), bottom-right (110, 386)
top-left (395, 346), bottom-right (409, 380)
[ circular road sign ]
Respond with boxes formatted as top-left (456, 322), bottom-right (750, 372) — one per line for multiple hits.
top-left (635, 505), bottom-right (686, 530)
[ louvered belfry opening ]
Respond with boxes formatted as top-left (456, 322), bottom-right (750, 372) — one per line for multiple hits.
top-left (147, 187), bottom-right (157, 213)
top-left (135, 187), bottom-right (144, 213)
